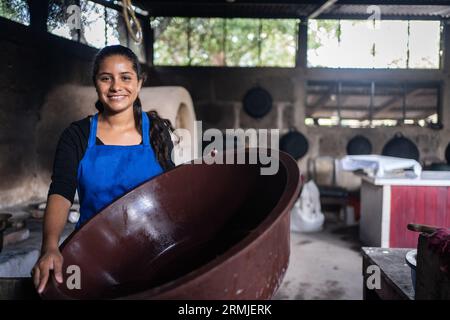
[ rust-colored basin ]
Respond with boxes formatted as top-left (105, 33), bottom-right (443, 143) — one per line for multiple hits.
top-left (41, 149), bottom-right (301, 300)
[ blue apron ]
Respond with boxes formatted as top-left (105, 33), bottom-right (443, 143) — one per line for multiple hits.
top-left (76, 112), bottom-right (163, 229)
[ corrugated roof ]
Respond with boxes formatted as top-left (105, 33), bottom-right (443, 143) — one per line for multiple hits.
top-left (133, 1), bottom-right (450, 19)
top-left (139, 3), bottom-right (316, 18)
top-left (321, 5), bottom-right (450, 19)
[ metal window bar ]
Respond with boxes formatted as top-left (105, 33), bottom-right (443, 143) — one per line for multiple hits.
top-left (439, 21), bottom-right (444, 70)
top-left (402, 83), bottom-right (407, 123)
top-left (142, 16), bottom-right (153, 65)
top-left (337, 81), bottom-right (342, 126)
top-left (295, 19), bottom-right (301, 68)
top-left (125, 13), bottom-right (130, 47)
top-left (187, 17), bottom-right (191, 66)
top-left (437, 83), bottom-right (442, 126)
top-left (337, 19), bottom-right (341, 45)
top-left (296, 19), bottom-right (303, 68)
top-left (370, 81), bottom-right (375, 125)
top-left (222, 18), bottom-right (227, 66)
top-left (257, 18), bottom-right (262, 66)
top-left (75, 0), bottom-right (81, 42)
top-left (309, 80), bottom-right (441, 128)
top-left (406, 20), bottom-right (411, 69)
top-left (104, 5), bottom-right (107, 46)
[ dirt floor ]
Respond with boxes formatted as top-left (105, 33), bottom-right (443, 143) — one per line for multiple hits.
top-left (273, 212), bottom-right (363, 300)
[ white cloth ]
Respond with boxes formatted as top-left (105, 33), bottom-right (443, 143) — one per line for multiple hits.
top-left (340, 155), bottom-right (422, 178)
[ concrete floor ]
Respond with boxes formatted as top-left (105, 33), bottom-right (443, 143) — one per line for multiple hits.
top-left (0, 217), bottom-right (75, 277)
top-left (2, 203), bottom-right (364, 299)
top-left (273, 213), bottom-right (363, 300)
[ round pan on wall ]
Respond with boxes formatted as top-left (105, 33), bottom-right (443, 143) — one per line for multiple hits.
top-left (445, 142), bottom-right (450, 164)
top-left (382, 133), bottom-right (420, 161)
top-left (280, 130), bottom-right (309, 160)
top-left (243, 87), bottom-right (272, 118)
top-left (346, 135), bottom-right (372, 155)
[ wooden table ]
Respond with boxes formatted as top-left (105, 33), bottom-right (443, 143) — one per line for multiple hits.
top-left (362, 247), bottom-right (415, 300)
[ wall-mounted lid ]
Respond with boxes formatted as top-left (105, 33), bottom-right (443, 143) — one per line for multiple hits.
top-left (382, 133), bottom-right (420, 161)
top-left (446, 142), bottom-right (450, 164)
top-left (243, 87), bottom-right (272, 119)
top-left (280, 129), bottom-right (309, 160)
top-left (346, 135), bottom-right (372, 155)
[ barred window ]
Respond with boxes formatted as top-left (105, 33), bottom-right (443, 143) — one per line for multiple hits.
top-left (153, 17), bottom-right (298, 67)
top-left (305, 81), bottom-right (441, 128)
top-left (308, 19), bottom-right (441, 69)
top-left (0, 0), bottom-right (30, 26)
top-left (47, 0), bottom-right (146, 62)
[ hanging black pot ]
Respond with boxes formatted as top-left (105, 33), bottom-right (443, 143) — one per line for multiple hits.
top-left (382, 133), bottom-right (420, 161)
top-left (346, 135), bottom-right (372, 155)
top-left (243, 87), bottom-right (272, 119)
top-left (280, 129), bottom-right (309, 160)
top-left (445, 142), bottom-right (450, 165)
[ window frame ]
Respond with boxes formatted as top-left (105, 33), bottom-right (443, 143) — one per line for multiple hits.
top-left (304, 79), bottom-right (443, 129)
top-left (151, 16), bottom-right (300, 68)
top-left (306, 18), bottom-right (444, 71)
top-left (45, 0), bottom-right (150, 62)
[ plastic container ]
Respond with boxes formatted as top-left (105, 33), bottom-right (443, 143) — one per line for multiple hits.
top-left (405, 249), bottom-right (417, 291)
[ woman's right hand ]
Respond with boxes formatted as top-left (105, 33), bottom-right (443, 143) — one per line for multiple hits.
top-left (32, 248), bottom-right (64, 294)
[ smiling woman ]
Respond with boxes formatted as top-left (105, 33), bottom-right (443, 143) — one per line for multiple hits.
top-left (95, 55), bottom-right (144, 145)
top-left (31, 45), bottom-right (176, 295)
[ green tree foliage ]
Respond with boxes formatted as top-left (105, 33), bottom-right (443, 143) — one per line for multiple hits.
top-left (0, 0), bottom-right (30, 25)
top-left (190, 18), bottom-right (225, 66)
top-left (47, 0), bottom-right (76, 30)
top-left (153, 17), bottom-right (298, 67)
top-left (225, 18), bottom-right (259, 66)
top-left (261, 19), bottom-right (298, 67)
top-left (307, 19), bottom-right (340, 51)
top-left (153, 17), bottom-right (189, 65)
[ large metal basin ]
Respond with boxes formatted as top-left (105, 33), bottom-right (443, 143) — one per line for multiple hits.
top-left (39, 149), bottom-right (300, 300)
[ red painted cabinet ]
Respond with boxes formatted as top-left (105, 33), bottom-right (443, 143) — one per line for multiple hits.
top-left (390, 186), bottom-right (450, 248)
top-left (360, 176), bottom-right (450, 248)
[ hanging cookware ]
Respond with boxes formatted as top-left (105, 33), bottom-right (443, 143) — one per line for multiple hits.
top-left (382, 133), bottom-right (420, 161)
top-left (243, 87), bottom-right (272, 119)
top-left (280, 129), bottom-right (309, 160)
top-left (445, 142), bottom-right (450, 165)
top-left (346, 135), bottom-right (372, 155)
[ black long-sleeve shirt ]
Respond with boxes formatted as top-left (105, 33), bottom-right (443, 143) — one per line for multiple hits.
top-left (48, 112), bottom-right (175, 204)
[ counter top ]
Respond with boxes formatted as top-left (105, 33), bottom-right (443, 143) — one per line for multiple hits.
top-left (362, 247), bottom-right (415, 300)
top-left (361, 170), bottom-right (450, 187)
top-left (0, 219), bottom-right (75, 277)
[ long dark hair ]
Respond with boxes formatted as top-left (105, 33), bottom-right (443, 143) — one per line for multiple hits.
top-left (92, 45), bottom-right (174, 170)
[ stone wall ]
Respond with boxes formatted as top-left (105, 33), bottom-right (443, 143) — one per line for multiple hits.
top-left (1, 17), bottom-right (450, 207)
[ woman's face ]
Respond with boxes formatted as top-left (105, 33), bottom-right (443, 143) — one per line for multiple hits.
top-left (95, 55), bottom-right (142, 114)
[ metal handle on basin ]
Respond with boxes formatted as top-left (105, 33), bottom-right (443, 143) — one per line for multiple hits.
top-left (407, 223), bottom-right (443, 234)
